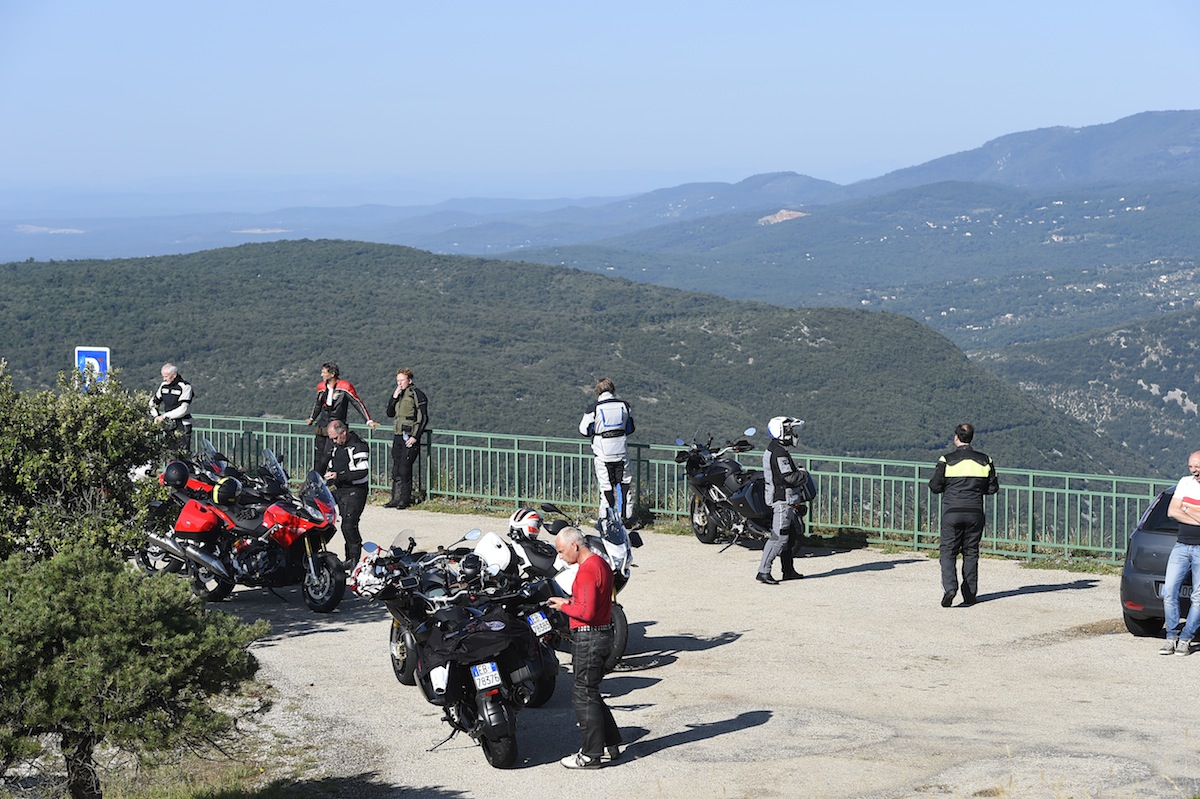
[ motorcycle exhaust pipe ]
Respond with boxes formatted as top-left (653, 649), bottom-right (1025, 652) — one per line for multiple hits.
top-left (183, 544), bottom-right (233, 581)
top-left (145, 531), bottom-right (188, 561)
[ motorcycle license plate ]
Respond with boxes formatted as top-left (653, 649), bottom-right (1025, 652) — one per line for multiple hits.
top-left (470, 661), bottom-right (502, 690)
top-left (527, 610), bottom-right (552, 636)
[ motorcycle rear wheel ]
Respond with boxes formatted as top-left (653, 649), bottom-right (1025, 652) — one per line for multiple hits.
top-left (480, 731), bottom-right (518, 769)
top-left (523, 668), bottom-right (557, 708)
top-left (690, 495), bottom-right (720, 544)
top-left (389, 620), bottom-right (418, 685)
top-left (189, 559), bottom-right (234, 603)
top-left (604, 604), bottom-right (629, 672)
top-left (303, 552), bottom-right (346, 613)
top-left (135, 543), bottom-right (184, 576)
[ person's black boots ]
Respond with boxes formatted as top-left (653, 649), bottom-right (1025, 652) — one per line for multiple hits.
top-left (780, 556), bottom-right (804, 580)
top-left (383, 480), bottom-right (403, 509)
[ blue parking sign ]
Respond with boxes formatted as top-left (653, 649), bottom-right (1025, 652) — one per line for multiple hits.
top-left (75, 346), bottom-right (111, 383)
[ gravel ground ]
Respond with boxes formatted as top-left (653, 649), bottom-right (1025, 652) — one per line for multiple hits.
top-left (219, 505), bottom-right (1200, 799)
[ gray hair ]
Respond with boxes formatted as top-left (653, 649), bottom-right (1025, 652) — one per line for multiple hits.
top-left (556, 526), bottom-right (587, 550)
top-left (161, 363), bottom-right (178, 378)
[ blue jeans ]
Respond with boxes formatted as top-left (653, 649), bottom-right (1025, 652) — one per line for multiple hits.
top-left (1163, 542), bottom-right (1200, 641)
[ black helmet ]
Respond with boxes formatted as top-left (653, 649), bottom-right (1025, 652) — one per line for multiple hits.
top-left (163, 460), bottom-right (189, 487)
top-left (212, 476), bottom-right (241, 505)
top-left (460, 552), bottom-right (483, 582)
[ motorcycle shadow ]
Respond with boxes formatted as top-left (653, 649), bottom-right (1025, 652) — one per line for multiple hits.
top-left (614, 620), bottom-right (742, 672)
top-left (216, 585), bottom-right (391, 643)
top-left (720, 536), bottom-right (866, 559)
top-left (514, 666), bottom-right (657, 768)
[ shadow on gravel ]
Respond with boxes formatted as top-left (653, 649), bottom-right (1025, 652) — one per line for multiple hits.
top-left (974, 578), bottom-right (1100, 604)
top-left (801, 557), bottom-right (923, 580)
top-left (624, 710), bottom-right (772, 759)
top-left (616, 620), bottom-right (743, 671)
top-left (213, 587), bottom-right (391, 643)
top-left (226, 773), bottom-right (469, 798)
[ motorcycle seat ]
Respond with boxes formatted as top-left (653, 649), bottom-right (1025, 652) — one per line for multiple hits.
top-left (521, 539), bottom-right (559, 578)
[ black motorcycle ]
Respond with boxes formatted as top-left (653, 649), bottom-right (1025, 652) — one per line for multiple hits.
top-left (675, 428), bottom-right (815, 545)
top-left (351, 535), bottom-right (556, 768)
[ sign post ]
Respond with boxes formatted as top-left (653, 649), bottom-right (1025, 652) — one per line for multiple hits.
top-left (74, 346), bottom-right (111, 385)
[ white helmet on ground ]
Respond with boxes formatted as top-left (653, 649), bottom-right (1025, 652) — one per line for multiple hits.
top-left (508, 507), bottom-right (542, 539)
top-left (767, 416), bottom-right (804, 446)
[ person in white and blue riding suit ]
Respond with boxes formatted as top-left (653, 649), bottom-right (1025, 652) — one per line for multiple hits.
top-left (758, 415), bottom-right (806, 585)
top-left (579, 377), bottom-right (636, 524)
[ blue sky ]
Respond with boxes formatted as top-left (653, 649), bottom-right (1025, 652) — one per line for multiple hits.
top-left (2, 1), bottom-right (1199, 205)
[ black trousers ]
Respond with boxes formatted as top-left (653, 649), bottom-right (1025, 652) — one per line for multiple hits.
top-left (334, 484), bottom-right (368, 562)
top-left (391, 434), bottom-right (420, 505)
top-left (940, 510), bottom-right (985, 597)
top-left (312, 433), bottom-right (331, 475)
top-left (571, 627), bottom-right (621, 758)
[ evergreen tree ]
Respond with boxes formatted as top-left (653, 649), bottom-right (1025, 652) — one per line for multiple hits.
top-left (0, 361), bottom-right (268, 799)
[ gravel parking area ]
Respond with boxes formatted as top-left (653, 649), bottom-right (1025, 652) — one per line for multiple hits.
top-left (225, 505), bottom-right (1200, 798)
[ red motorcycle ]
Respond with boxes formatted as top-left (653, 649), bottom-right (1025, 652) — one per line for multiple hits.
top-left (146, 460), bottom-right (346, 613)
top-left (138, 442), bottom-right (291, 576)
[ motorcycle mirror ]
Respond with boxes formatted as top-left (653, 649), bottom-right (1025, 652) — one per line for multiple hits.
top-left (674, 450), bottom-right (690, 463)
top-left (674, 437), bottom-right (685, 446)
top-left (540, 502), bottom-right (565, 517)
top-left (362, 542), bottom-right (379, 554)
top-left (744, 427), bottom-right (757, 437)
top-left (463, 529), bottom-right (482, 541)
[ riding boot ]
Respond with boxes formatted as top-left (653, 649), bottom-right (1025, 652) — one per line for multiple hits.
top-left (780, 554), bottom-right (804, 581)
top-left (383, 479), bottom-right (404, 509)
top-left (343, 543), bottom-right (362, 571)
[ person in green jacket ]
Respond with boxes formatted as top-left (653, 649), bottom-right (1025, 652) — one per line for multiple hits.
top-left (383, 368), bottom-right (429, 509)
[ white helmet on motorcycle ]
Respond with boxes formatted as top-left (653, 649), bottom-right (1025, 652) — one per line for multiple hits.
top-left (767, 416), bottom-right (804, 446)
top-left (508, 508), bottom-right (542, 539)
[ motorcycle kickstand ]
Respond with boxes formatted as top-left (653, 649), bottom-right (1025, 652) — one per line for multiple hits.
top-left (428, 721), bottom-right (459, 752)
top-left (265, 586), bottom-right (289, 604)
top-left (720, 531), bottom-right (743, 553)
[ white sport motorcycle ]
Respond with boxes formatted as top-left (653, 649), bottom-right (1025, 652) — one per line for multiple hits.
top-left (471, 503), bottom-right (637, 672)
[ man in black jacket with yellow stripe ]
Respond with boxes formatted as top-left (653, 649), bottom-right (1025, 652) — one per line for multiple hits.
top-left (929, 423), bottom-right (999, 607)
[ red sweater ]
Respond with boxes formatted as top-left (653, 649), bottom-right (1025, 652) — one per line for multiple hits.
top-left (561, 553), bottom-right (613, 628)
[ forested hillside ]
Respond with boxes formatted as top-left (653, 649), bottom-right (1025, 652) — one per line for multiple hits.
top-left (0, 240), bottom-right (1151, 474)
top-left (979, 308), bottom-right (1200, 472)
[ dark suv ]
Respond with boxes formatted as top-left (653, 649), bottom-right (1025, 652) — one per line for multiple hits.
top-left (1121, 486), bottom-right (1191, 636)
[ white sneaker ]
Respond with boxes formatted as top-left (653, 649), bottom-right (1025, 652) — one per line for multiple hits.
top-left (1161, 639), bottom-right (1178, 655)
top-left (1177, 639), bottom-right (1193, 656)
top-left (560, 752), bottom-right (602, 769)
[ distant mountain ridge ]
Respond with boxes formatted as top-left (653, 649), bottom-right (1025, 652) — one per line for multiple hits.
top-left (3, 110), bottom-right (1197, 264)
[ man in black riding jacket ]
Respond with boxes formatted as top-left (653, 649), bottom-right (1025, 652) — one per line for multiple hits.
top-left (152, 363), bottom-right (195, 454)
top-left (321, 419), bottom-right (371, 570)
top-left (928, 422), bottom-right (999, 607)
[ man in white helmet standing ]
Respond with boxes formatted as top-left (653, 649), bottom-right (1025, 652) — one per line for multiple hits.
top-left (579, 377), bottom-right (636, 524)
top-left (758, 416), bottom-right (808, 585)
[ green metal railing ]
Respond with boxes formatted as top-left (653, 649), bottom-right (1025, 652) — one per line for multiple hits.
top-left (191, 415), bottom-right (1172, 564)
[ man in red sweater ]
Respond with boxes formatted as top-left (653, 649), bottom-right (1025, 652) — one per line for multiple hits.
top-left (547, 526), bottom-right (623, 769)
